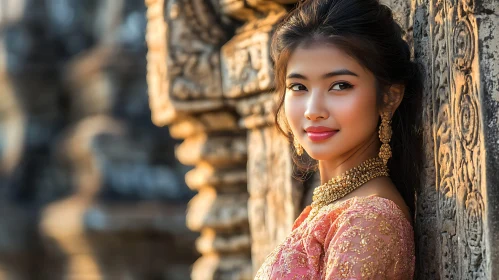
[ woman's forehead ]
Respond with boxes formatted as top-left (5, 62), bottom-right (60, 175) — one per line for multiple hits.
top-left (286, 45), bottom-right (368, 79)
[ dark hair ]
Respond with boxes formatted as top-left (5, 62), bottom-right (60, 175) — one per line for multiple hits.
top-left (271, 0), bottom-right (423, 216)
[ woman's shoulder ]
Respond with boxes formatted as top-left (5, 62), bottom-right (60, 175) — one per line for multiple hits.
top-left (328, 195), bottom-right (413, 229)
top-left (293, 195), bottom-right (413, 235)
top-left (300, 195), bottom-right (414, 243)
top-left (321, 196), bottom-right (416, 279)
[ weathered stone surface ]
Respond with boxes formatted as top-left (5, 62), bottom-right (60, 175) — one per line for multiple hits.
top-left (476, 7), bottom-right (499, 279)
top-left (146, 0), bottom-right (233, 126)
top-left (191, 254), bottom-right (252, 280)
top-left (169, 112), bottom-right (240, 139)
top-left (176, 134), bottom-right (248, 167)
top-left (196, 228), bottom-right (251, 254)
top-left (232, 92), bottom-right (276, 129)
top-left (221, 25), bottom-right (276, 99)
top-left (146, 0), bottom-right (177, 126)
top-left (412, 0), bottom-right (498, 278)
top-left (247, 126), bottom-right (303, 269)
top-left (219, 0), bottom-right (259, 22)
top-left (412, 2), bottom-right (440, 278)
top-left (187, 188), bottom-right (249, 231)
top-left (186, 163), bottom-right (247, 192)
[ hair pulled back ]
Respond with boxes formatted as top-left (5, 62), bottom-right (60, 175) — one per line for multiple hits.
top-left (272, 0), bottom-right (423, 215)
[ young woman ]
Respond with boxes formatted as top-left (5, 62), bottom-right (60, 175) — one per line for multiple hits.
top-left (254, 0), bottom-right (423, 279)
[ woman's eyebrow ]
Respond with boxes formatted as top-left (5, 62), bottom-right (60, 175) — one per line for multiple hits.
top-left (286, 69), bottom-right (359, 80)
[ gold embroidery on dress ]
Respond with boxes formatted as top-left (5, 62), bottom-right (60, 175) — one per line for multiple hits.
top-left (253, 196), bottom-right (415, 280)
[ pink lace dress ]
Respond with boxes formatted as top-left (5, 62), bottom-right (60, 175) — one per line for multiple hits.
top-left (254, 195), bottom-right (415, 279)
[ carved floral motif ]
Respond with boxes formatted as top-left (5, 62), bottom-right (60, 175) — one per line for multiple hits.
top-left (455, 75), bottom-right (479, 150)
top-left (429, 0), bottom-right (486, 278)
top-left (453, 18), bottom-right (474, 71)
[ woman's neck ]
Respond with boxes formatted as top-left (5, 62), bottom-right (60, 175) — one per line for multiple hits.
top-left (318, 133), bottom-right (381, 184)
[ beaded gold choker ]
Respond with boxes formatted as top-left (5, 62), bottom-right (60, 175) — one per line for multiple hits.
top-left (310, 157), bottom-right (389, 216)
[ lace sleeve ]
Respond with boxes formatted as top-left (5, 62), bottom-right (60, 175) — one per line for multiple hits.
top-left (322, 206), bottom-right (415, 279)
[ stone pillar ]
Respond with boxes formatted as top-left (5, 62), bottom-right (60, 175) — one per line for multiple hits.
top-left (218, 3), bottom-right (305, 271)
top-left (145, 0), bottom-right (253, 278)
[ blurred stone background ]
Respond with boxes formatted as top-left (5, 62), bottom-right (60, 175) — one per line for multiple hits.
top-left (0, 0), bottom-right (198, 279)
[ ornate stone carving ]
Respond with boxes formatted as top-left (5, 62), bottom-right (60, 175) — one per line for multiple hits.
top-left (422, 0), bottom-right (490, 278)
top-left (145, 0), bottom-right (252, 278)
top-left (430, 0), bottom-right (459, 278)
top-left (455, 75), bottom-right (479, 150)
top-left (221, 26), bottom-right (275, 98)
top-left (452, 18), bottom-right (474, 71)
top-left (464, 191), bottom-right (485, 266)
top-left (146, 0), bottom-right (231, 126)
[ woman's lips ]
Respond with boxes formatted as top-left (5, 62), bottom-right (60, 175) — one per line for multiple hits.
top-left (306, 130), bottom-right (338, 141)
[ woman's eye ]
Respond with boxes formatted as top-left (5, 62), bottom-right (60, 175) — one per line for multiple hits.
top-left (287, 84), bottom-right (307, 91)
top-left (330, 82), bottom-right (353, 91)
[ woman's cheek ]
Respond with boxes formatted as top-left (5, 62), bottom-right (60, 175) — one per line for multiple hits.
top-left (284, 97), bottom-right (301, 134)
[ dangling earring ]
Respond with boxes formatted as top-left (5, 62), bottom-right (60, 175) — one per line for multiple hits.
top-left (293, 136), bottom-right (303, 156)
top-left (378, 111), bottom-right (392, 165)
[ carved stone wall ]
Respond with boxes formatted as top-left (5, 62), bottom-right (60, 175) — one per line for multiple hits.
top-left (145, 0), bottom-right (499, 279)
top-left (413, 0), bottom-right (498, 278)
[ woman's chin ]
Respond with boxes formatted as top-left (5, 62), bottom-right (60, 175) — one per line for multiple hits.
top-left (303, 150), bottom-right (337, 161)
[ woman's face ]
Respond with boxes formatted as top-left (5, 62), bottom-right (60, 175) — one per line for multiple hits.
top-left (284, 44), bottom-right (380, 161)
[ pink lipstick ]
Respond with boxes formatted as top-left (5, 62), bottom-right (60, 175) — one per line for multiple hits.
top-left (305, 126), bottom-right (339, 142)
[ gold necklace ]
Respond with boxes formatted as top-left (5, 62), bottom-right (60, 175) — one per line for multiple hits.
top-left (310, 157), bottom-right (389, 217)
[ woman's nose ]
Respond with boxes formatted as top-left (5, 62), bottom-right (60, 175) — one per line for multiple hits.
top-left (304, 91), bottom-right (329, 121)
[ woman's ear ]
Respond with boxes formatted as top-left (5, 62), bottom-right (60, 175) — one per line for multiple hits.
top-left (381, 84), bottom-right (405, 116)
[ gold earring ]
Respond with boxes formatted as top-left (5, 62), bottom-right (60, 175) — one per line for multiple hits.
top-left (378, 111), bottom-right (392, 165)
top-left (293, 136), bottom-right (303, 156)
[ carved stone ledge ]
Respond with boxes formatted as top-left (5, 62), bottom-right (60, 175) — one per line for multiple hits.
top-left (196, 228), bottom-right (251, 254)
top-left (185, 163), bottom-right (247, 192)
top-left (169, 112), bottom-right (241, 139)
top-left (186, 189), bottom-right (249, 232)
top-left (175, 134), bottom-right (248, 167)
